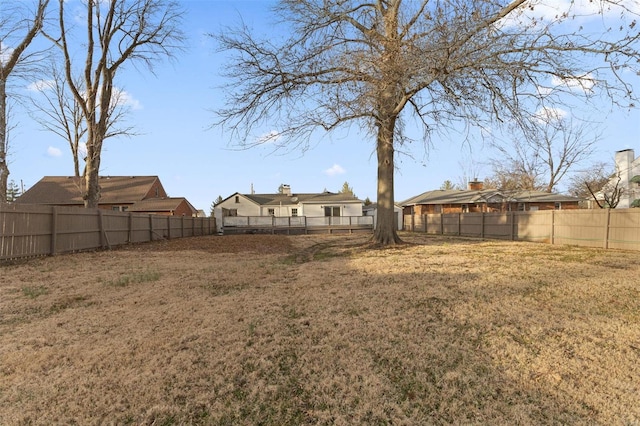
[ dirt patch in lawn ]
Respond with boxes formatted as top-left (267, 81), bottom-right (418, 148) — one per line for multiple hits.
top-left (1, 233), bottom-right (639, 425)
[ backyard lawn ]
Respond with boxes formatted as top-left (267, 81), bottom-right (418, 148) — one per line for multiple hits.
top-left (1, 233), bottom-right (639, 425)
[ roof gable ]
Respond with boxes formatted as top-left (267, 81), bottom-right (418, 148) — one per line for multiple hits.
top-left (129, 197), bottom-right (196, 213)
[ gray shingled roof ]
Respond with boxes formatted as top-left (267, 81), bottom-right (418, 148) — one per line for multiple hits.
top-left (16, 176), bottom-right (161, 205)
top-left (400, 189), bottom-right (579, 206)
top-left (240, 191), bottom-right (362, 206)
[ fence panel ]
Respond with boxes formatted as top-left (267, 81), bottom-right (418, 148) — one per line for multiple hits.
top-left (0, 203), bottom-right (216, 261)
top-left (483, 213), bottom-right (512, 240)
top-left (459, 213), bottom-right (483, 237)
top-left (608, 209), bottom-right (640, 250)
top-left (552, 209), bottom-right (606, 247)
top-left (403, 209), bottom-right (640, 251)
top-left (0, 204), bottom-right (51, 259)
top-left (514, 211), bottom-right (552, 243)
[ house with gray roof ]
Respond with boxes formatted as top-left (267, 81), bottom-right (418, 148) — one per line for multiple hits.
top-left (401, 181), bottom-right (580, 215)
top-left (16, 176), bottom-right (198, 217)
top-left (214, 184), bottom-right (365, 231)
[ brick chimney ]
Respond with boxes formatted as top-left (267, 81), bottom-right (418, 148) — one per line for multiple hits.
top-left (281, 184), bottom-right (292, 196)
top-left (468, 180), bottom-right (484, 191)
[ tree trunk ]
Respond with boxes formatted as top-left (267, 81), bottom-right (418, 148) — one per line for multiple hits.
top-left (0, 79), bottom-right (9, 203)
top-left (373, 118), bottom-right (402, 245)
top-left (83, 141), bottom-right (100, 208)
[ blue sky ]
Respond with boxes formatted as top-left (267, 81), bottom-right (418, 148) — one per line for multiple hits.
top-left (6, 0), bottom-right (640, 213)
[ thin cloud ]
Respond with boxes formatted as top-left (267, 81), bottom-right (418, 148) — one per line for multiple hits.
top-left (324, 164), bottom-right (345, 177)
top-left (256, 130), bottom-right (281, 144)
top-left (534, 106), bottom-right (568, 123)
top-left (0, 42), bottom-right (13, 65)
top-left (551, 74), bottom-right (595, 93)
top-left (27, 79), bottom-right (56, 92)
top-left (47, 146), bottom-right (62, 157)
top-left (113, 88), bottom-right (142, 110)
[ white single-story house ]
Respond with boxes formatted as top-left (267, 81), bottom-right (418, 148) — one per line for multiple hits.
top-left (214, 185), bottom-right (365, 231)
top-left (362, 203), bottom-right (404, 230)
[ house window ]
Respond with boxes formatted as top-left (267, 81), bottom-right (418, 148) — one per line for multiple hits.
top-left (517, 203), bottom-right (526, 211)
top-left (291, 208), bottom-right (298, 217)
top-left (235, 196), bottom-right (240, 203)
top-left (554, 202), bottom-right (561, 210)
top-left (122, 206), bottom-right (128, 212)
top-left (229, 209), bottom-right (238, 216)
top-left (461, 204), bottom-right (469, 213)
top-left (268, 208), bottom-right (275, 216)
top-left (112, 206), bottom-right (120, 211)
top-left (324, 206), bottom-right (340, 217)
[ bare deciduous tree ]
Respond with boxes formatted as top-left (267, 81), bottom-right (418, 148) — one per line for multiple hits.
top-left (45, 0), bottom-right (184, 207)
top-left (571, 161), bottom-right (624, 209)
top-left (490, 114), bottom-right (600, 192)
top-left (29, 64), bottom-right (137, 177)
top-left (213, 0), bottom-right (640, 245)
top-left (0, 0), bottom-right (49, 202)
top-left (568, 162), bottom-right (611, 200)
top-left (587, 171), bottom-right (624, 209)
top-left (488, 150), bottom-right (542, 191)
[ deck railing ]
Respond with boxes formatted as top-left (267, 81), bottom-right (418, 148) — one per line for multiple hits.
top-left (222, 215), bottom-right (374, 234)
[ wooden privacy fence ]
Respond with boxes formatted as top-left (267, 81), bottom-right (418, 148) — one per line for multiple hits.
top-left (1, 203), bottom-right (216, 261)
top-left (404, 209), bottom-right (640, 251)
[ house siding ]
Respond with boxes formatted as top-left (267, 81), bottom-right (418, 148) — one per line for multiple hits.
top-left (405, 200), bottom-right (579, 215)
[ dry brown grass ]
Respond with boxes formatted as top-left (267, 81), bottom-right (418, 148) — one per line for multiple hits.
top-left (1, 233), bottom-right (639, 425)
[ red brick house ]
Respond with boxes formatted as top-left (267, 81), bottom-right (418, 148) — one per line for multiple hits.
top-left (16, 176), bottom-right (198, 216)
top-left (402, 181), bottom-right (581, 215)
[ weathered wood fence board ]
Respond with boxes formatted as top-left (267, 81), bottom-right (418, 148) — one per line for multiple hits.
top-left (1, 203), bottom-right (215, 261)
top-left (404, 209), bottom-right (640, 251)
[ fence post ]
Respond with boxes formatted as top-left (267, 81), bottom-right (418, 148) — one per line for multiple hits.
top-left (550, 210), bottom-right (555, 245)
top-left (181, 215), bottom-right (185, 237)
top-left (510, 211), bottom-right (515, 241)
top-left (50, 206), bottom-right (58, 256)
top-left (167, 215), bottom-right (171, 239)
top-left (411, 214), bottom-right (415, 231)
top-left (480, 212), bottom-right (485, 239)
top-left (603, 208), bottom-right (611, 249)
top-left (149, 214), bottom-right (154, 241)
top-left (128, 212), bottom-right (133, 243)
top-left (98, 209), bottom-right (106, 248)
top-left (440, 213), bottom-right (444, 235)
top-left (458, 213), bottom-right (461, 236)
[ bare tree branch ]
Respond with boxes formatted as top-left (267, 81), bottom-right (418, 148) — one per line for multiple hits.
top-left (0, 0), bottom-right (50, 202)
top-left (212, 0), bottom-right (640, 244)
top-left (44, 0), bottom-right (185, 207)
